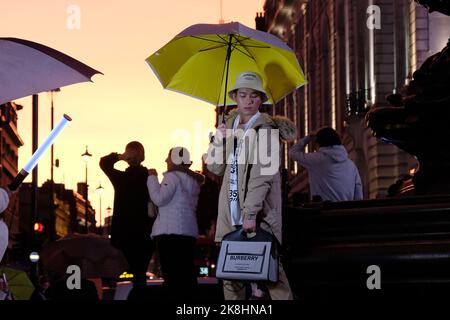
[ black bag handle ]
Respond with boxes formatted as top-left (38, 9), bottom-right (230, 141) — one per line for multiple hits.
top-left (223, 226), bottom-right (275, 243)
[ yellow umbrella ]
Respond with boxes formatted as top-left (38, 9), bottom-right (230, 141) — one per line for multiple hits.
top-left (146, 22), bottom-right (305, 111)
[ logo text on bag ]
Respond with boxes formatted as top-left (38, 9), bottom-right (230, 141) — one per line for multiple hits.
top-left (230, 255), bottom-right (258, 261)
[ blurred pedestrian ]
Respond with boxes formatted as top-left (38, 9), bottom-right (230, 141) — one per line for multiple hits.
top-left (289, 127), bottom-right (363, 201)
top-left (147, 147), bottom-right (204, 300)
top-left (100, 141), bottom-right (155, 299)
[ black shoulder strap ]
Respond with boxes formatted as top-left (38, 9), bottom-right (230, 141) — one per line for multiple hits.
top-left (243, 125), bottom-right (262, 200)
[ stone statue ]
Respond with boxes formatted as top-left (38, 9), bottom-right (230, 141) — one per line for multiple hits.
top-left (366, 0), bottom-right (450, 195)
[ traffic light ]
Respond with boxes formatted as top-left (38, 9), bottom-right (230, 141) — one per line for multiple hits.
top-left (31, 222), bottom-right (45, 251)
top-left (33, 222), bottom-right (44, 233)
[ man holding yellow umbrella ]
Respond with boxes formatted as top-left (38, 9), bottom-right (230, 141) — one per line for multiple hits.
top-left (207, 71), bottom-right (296, 300)
top-left (147, 22), bottom-right (305, 300)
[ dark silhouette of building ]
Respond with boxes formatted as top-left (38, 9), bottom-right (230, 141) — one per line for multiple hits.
top-left (259, 0), bottom-right (450, 200)
top-left (13, 181), bottom-right (96, 264)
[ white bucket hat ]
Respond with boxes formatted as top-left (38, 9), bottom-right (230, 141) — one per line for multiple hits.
top-left (228, 72), bottom-right (268, 102)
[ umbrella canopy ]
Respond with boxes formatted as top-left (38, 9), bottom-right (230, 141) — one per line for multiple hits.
top-left (40, 233), bottom-right (128, 279)
top-left (146, 22), bottom-right (305, 108)
top-left (0, 266), bottom-right (35, 300)
top-left (0, 37), bottom-right (102, 105)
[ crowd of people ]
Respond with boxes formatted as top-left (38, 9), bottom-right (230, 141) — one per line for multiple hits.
top-left (1, 0), bottom-right (448, 300)
top-left (99, 71), bottom-right (362, 300)
top-left (0, 71), bottom-right (363, 300)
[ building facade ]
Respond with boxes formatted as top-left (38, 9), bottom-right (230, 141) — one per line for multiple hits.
top-left (260, 0), bottom-right (450, 199)
top-left (12, 181), bottom-right (96, 264)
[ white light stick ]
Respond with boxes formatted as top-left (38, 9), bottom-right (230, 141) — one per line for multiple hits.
top-left (9, 114), bottom-right (72, 191)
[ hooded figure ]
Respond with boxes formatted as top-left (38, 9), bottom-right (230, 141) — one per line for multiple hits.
top-left (206, 71), bottom-right (295, 300)
top-left (289, 127), bottom-right (363, 202)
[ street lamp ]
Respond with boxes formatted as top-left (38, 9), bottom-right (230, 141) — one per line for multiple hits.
top-left (29, 251), bottom-right (39, 263)
top-left (29, 251), bottom-right (40, 281)
top-left (106, 206), bottom-right (112, 237)
top-left (81, 146), bottom-right (92, 233)
top-left (48, 88), bottom-right (60, 245)
top-left (96, 183), bottom-right (105, 235)
top-left (48, 88), bottom-right (61, 182)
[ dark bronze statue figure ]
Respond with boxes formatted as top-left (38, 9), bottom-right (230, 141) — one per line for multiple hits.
top-left (366, 0), bottom-right (450, 195)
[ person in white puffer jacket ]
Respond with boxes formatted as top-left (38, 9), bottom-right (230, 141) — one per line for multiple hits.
top-left (147, 147), bottom-right (204, 300)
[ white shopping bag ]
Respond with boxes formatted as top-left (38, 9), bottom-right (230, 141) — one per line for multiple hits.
top-left (216, 228), bottom-right (278, 282)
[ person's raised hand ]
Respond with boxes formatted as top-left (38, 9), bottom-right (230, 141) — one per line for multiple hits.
top-left (148, 169), bottom-right (158, 176)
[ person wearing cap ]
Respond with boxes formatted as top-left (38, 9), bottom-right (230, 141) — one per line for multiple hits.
top-left (0, 186), bottom-right (12, 263)
top-left (99, 141), bottom-right (155, 299)
top-left (206, 71), bottom-right (296, 300)
top-left (147, 147), bottom-right (205, 300)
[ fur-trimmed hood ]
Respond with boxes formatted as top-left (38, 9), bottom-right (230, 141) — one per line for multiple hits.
top-left (224, 109), bottom-right (297, 142)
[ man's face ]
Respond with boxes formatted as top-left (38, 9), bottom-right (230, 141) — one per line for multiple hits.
top-left (416, 0), bottom-right (450, 15)
top-left (235, 88), bottom-right (262, 118)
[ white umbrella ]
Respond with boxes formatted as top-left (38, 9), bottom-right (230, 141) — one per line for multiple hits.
top-left (0, 37), bottom-right (102, 105)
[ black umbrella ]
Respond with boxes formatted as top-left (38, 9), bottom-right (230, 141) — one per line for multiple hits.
top-left (40, 233), bottom-right (128, 279)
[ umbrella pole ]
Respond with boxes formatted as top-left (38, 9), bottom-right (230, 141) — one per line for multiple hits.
top-left (221, 35), bottom-right (233, 125)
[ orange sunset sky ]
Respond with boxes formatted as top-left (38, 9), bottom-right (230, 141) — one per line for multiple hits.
top-left (1, 0), bottom-right (266, 224)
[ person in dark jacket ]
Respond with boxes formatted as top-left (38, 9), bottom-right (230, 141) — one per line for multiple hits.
top-left (100, 141), bottom-right (154, 299)
top-left (196, 154), bottom-right (220, 238)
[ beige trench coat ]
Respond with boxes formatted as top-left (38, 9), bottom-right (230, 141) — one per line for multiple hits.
top-left (206, 111), bottom-right (296, 244)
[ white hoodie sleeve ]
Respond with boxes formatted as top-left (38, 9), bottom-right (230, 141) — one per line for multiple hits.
top-left (147, 173), bottom-right (179, 207)
top-left (0, 188), bottom-right (9, 213)
top-left (354, 171), bottom-right (363, 200)
top-left (289, 136), bottom-right (326, 169)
